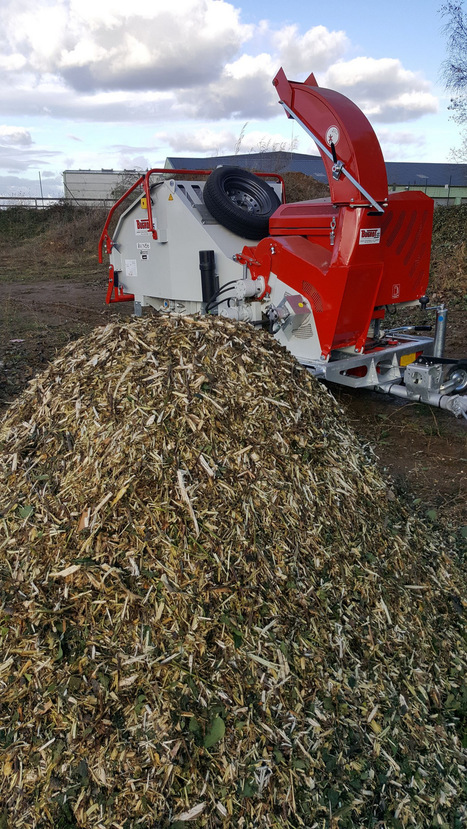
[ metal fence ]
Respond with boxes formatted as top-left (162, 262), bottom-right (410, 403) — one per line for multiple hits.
top-left (0, 196), bottom-right (115, 209)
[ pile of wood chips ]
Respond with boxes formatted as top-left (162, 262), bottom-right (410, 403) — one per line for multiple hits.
top-left (0, 314), bottom-right (466, 828)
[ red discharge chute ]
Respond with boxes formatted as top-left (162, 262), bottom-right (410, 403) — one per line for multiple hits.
top-left (273, 67), bottom-right (388, 208)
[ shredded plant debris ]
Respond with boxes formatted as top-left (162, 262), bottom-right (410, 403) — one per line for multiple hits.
top-left (0, 314), bottom-right (466, 828)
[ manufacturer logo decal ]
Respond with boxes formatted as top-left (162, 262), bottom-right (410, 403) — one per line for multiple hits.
top-left (135, 217), bottom-right (150, 235)
top-left (359, 228), bottom-right (381, 245)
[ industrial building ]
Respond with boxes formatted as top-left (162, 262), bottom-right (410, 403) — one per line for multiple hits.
top-left (62, 169), bottom-right (143, 205)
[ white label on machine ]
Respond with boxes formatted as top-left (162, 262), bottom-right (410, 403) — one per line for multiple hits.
top-left (135, 217), bottom-right (151, 236)
top-left (125, 259), bottom-right (137, 278)
top-left (359, 228), bottom-right (381, 245)
top-left (137, 242), bottom-right (150, 261)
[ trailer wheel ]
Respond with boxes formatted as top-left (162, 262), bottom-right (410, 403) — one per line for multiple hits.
top-left (446, 360), bottom-right (467, 393)
top-left (203, 167), bottom-right (281, 239)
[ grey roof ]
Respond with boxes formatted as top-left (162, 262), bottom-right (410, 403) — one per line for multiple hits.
top-left (166, 153), bottom-right (467, 187)
top-left (384, 162), bottom-right (466, 187)
top-left (165, 152), bottom-right (326, 177)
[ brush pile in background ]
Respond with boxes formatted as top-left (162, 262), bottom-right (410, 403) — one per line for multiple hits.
top-left (0, 315), bottom-right (466, 828)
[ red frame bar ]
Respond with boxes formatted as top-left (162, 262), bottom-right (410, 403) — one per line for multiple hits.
top-left (98, 174), bottom-right (145, 263)
top-left (105, 264), bottom-right (135, 304)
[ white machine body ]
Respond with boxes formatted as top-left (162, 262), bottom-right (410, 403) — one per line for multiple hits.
top-left (109, 178), bottom-right (273, 322)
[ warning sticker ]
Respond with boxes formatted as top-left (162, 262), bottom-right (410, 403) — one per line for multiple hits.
top-left (135, 217), bottom-right (151, 236)
top-left (326, 125), bottom-right (340, 146)
top-left (359, 228), bottom-right (381, 245)
top-left (125, 259), bottom-right (137, 278)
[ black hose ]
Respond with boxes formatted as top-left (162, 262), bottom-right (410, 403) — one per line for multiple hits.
top-left (206, 280), bottom-right (239, 312)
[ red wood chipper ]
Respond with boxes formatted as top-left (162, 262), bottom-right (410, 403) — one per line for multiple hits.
top-left (99, 68), bottom-right (467, 418)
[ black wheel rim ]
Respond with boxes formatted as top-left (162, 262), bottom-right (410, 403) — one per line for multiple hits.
top-left (222, 174), bottom-right (273, 215)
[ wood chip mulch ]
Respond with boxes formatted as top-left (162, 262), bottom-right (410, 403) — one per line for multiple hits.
top-left (0, 314), bottom-right (466, 828)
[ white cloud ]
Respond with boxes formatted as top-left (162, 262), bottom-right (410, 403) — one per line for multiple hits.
top-left (0, 53), bottom-right (27, 71)
top-left (376, 129), bottom-right (426, 161)
top-left (155, 128), bottom-right (238, 155)
top-left (0, 127), bottom-right (33, 146)
top-left (323, 57), bottom-right (438, 122)
top-left (0, 173), bottom-right (63, 198)
top-left (0, 2), bottom-right (439, 129)
top-left (225, 53), bottom-right (274, 81)
top-left (1, 0), bottom-right (253, 92)
top-left (0, 144), bottom-right (61, 172)
top-left (235, 129), bottom-right (298, 154)
top-left (369, 91), bottom-right (438, 122)
top-left (59, 38), bottom-right (109, 70)
top-left (177, 54), bottom-right (279, 120)
top-left (115, 153), bottom-right (150, 170)
top-left (273, 24), bottom-right (349, 75)
top-left (0, 0), bottom-right (444, 185)
top-left (154, 124), bottom-right (298, 156)
top-left (376, 129), bottom-right (425, 147)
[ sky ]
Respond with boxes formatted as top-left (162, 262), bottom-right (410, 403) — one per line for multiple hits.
top-left (0, 0), bottom-right (462, 198)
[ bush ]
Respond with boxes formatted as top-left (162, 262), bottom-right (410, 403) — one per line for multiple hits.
top-left (429, 204), bottom-right (467, 301)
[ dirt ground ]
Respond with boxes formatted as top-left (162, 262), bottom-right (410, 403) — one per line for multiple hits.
top-left (0, 271), bottom-right (465, 542)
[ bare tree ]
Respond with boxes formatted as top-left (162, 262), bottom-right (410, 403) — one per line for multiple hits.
top-left (110, 170), bottom-right (144, 201)
top-left (441, 2), bottom-right (467, 122)
top-left (441, 2), bottom-right (467, 159)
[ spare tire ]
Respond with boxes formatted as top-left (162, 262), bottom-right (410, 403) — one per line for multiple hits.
top-left (203, 166), bottom-right (281, 240)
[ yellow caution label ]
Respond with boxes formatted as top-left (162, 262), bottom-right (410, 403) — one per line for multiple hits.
top-left (140, 197), bottom-right (147, 209)
top-left (400, 352), bottom-right (416, 367)
top-left (168, 194), bottom-right (174, 201)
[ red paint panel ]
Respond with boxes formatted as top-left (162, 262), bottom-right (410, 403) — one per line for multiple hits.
top-left (375, 191), bottom-right (433, 304)
top-left (246, 190), bottom-right (433, 356)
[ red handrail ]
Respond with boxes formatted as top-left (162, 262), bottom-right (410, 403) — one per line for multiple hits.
top-left (98, 174), bottom-right (145, 263)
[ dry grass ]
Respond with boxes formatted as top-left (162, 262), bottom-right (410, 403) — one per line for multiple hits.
top-left (0, 204), bottom-right (109, 283)
top-left (282, 172), bottom-right (330, 202)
